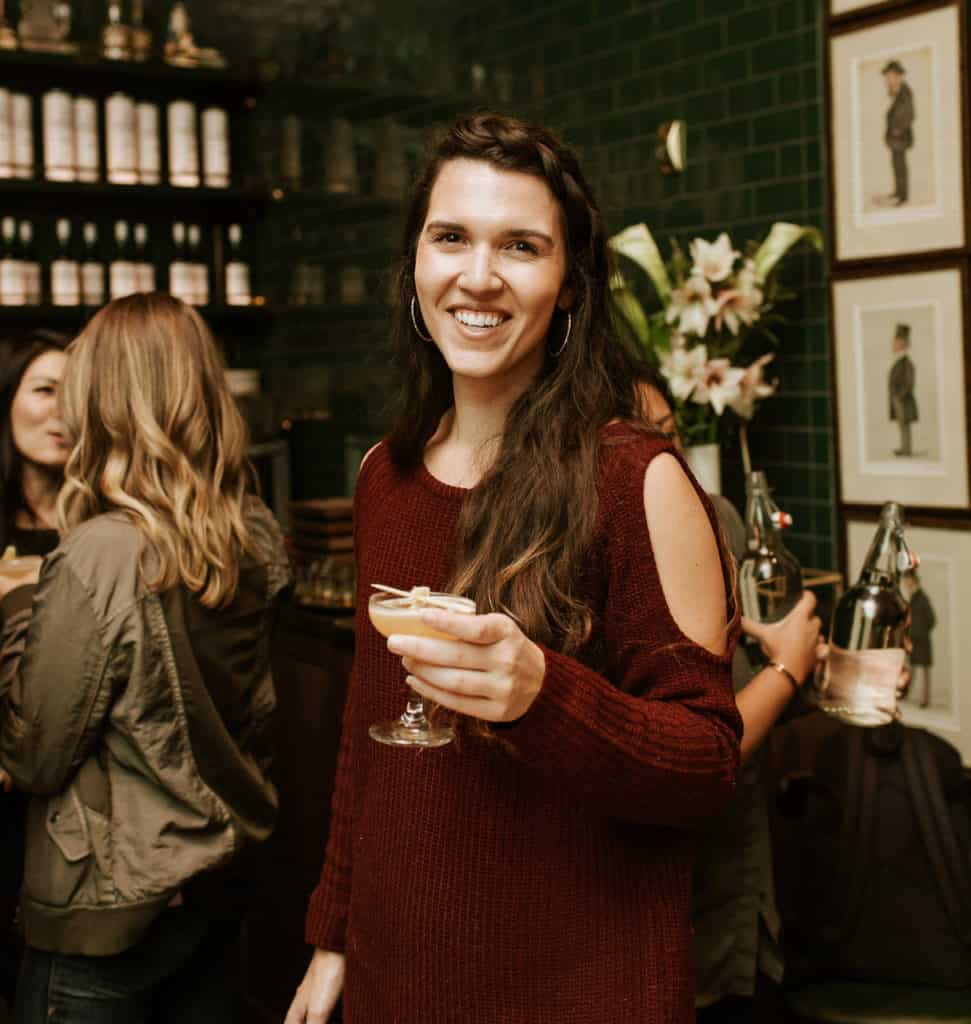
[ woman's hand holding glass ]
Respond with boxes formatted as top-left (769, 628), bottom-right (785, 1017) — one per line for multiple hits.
top-left (388, 608), bottom-right (547, 723)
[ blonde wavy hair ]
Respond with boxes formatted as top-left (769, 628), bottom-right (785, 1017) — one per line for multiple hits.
top-left (58, 292), bottom-right (257, 607)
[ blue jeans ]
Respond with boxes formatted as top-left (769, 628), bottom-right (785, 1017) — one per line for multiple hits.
top-left (15, 906), bottom-right (238, 1024)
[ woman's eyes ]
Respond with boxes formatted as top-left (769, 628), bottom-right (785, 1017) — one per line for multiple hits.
top-left (430, 233), bottom-right (539, 255)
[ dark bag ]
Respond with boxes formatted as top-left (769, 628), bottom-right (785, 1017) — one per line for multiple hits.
top-left (777, 721), bottom-right (971, 989)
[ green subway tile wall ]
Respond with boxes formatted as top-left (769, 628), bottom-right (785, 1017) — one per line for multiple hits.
top-left (456, 0), bottom-right (835, 568)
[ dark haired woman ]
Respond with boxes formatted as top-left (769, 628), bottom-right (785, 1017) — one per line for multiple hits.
top-left (0, 334), bottom-right (70, 567)
top-left (286, 114), bottom-right (742, 1024)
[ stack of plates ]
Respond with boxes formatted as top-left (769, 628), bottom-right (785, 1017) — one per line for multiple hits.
top-left (288, 497), bottom-right (353, 565)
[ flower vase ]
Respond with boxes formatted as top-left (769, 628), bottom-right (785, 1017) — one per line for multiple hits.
top-left (684, 442), bottom-right (721, 496)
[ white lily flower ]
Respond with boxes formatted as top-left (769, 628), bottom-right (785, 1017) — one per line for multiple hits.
top-left (728, 353), bottom-right (777, 419)
top-left (714, 287), bottom-right (760, 335)
top-left (692, 358), bottom-right (745, 416)
top-left (667, 273), bottom-right (718, 337)
top-left (690, 232), bottom-right (739, 283)
top-left (661, 344), bottom-right (708, 403)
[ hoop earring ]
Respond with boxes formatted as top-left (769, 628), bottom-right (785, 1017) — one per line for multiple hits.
top-left (549, 311), bottom-right (572, 358)
top-left (410, 296), bottom-right (432, 342)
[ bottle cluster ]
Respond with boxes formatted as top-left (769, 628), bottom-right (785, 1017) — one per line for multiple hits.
top-left (0, 218), bottom-right (251, 308)
top-left (0, 88), bottom-right (231, 189)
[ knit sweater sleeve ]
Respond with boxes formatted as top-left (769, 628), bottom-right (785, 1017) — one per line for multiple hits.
top-left (302, 453), bottom-right (379, 952)
top-left (303, 682), bottom-right (356, 951)
top-left (498, 435), bottom-right (742, 828)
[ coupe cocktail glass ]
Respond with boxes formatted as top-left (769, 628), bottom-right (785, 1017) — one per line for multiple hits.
top-left (368, 587), bottom-right (476, 748)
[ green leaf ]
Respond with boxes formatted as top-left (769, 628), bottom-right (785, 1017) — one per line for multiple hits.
top-left (608, 223), bottom-right (672, 303)
top-left (611, 286), bottom-right (650, 347)
top-left (752, 222), bottom-right (823, 281)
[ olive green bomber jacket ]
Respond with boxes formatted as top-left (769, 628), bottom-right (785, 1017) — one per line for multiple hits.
top-left (0, 499), bottom-right (290, 956)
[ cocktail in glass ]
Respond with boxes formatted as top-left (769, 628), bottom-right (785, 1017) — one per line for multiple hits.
top-left (368, 586), bottom-right (476, 748)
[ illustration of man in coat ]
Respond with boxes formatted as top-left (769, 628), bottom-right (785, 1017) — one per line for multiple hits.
top-left (881, 59), bottom-right (914, 206)
top-left (902, 569), bottom-right (936, 708)
top-left (888, 323), bottom-right (917, 456)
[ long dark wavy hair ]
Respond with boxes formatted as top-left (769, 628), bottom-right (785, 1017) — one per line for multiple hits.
top-left (0, 332), bottom-right (69, 553)
top-left (386, 113), bottom-right (654, 653)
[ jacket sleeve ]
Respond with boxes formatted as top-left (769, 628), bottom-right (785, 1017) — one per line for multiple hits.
top-left (0, 550), bottom-right (114, 795)
top-left (497, 445), bottom-right (742, 829)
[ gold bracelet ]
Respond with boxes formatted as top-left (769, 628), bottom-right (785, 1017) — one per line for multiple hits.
top-left (770, 660), bottom-right (800, 692)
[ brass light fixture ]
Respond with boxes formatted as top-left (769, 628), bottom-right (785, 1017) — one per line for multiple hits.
top-left (657, 120), bottom-right (686, 174)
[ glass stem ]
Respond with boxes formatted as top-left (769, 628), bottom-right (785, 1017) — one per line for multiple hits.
top-left (400, 688), bottom-right (429, 730)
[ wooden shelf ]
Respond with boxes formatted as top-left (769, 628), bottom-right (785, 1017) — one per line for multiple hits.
top-left (0, 49), bottom-right (261, 102)
top-left (0, 303), bottom-right (275, 329)
top-left (0, 178), bottom-right (271, 218)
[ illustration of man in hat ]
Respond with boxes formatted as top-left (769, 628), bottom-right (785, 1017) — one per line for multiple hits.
top-left (888, 322), bottom-right (917, 456)
top-left (901, 569), bottom-right (936, 709)
top-left (881, 59), bottom-right (914, 205)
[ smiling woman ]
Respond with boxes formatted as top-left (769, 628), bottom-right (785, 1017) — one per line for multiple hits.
top-left (0, 333), bottom-right (70, 566)
top-left (288, 113), bottom-right (742, 1024)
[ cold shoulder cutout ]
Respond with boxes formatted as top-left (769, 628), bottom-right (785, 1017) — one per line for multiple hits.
top-left (643, 452), bottom-right (729, 656)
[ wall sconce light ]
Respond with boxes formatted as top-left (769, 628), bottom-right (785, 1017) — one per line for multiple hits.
top-left (656, 120), bottom-right (686, 174)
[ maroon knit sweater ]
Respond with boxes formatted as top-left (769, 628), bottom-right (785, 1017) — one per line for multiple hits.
top-left (305, 424), bottom-right (742, 1023)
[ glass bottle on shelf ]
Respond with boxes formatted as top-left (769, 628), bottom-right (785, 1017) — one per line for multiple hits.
top-left (105, 92), bottom-right (138, 185)
top-left (0, 0), bottom-right (15, 49)
top-left (374, 117), bottom-right (406, 199)
top-left (80, 222), bottom-right (105, 307)
top-left (109, 221), bottom-right (137, 300)
top-left (201, 107), bottom-right (230, 188)
top-left (42, 88), bottom-right (76, 182)
top-left (814, 501), bottom-right (915, 727)
top-left (169, 221), bottom-right (191, 302)
top-left (0, 216), bottom-right (25, 306)
top-left (136, 102), bottom-right (161, 185)
top-left (130, 0), bottom-right (152, 61)
top-left (101, 0), bottom-right (132, 60)
top-left (186, 224), bottom-right (208, 305)
top-left (224, 224), bottom-right (251, 306)
top-left (18, 221), bottom-right (40, 305)
top-left (74, 96), bottom-right (100, 183)
top-left (12, 93), bottom-right (34, 179)
top-left (51, 219), bottom-right (80, 306)
top-left (0, 90), bottom-right (12, 178)
top-left (280, 114), bottom-right (303, 191)
top-left (133, 223), bottom-right (155, 292)
top-left (323, 117), bottom-right (356, 195)
top-left (167, 100), bottom-right (200, 188)
top-left (738, 470), bottom-right (803, 630)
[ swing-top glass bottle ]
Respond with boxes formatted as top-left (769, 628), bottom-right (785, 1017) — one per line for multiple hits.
top-left (738, 470), bottom-right (803, 629)
top-left (813, 501), bottom-right (916, 726)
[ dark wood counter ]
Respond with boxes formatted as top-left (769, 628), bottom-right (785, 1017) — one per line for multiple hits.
top-left (242, 601), bottom-right (354, 1021)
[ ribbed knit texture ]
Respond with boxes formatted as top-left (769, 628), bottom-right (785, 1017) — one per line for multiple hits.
top-left (305, 424), bottom-right (742, 1023)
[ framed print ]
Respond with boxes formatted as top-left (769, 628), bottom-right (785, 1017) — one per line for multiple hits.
top-left (845, 517), bottom-right (971, 763)
top-left (830, 0), bottom-right (914, 19)
top-left (832, 265), bottom-right (969, 509)
top-left (829, 2), bottom-right (967, 263)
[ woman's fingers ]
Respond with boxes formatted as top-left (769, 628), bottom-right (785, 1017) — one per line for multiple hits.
top-left (418, 609), bottom-right (511, 644)
top-left (406, 674), bottom-right (494, 717)
top-left (388, 634), bottom-right (490, 670)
